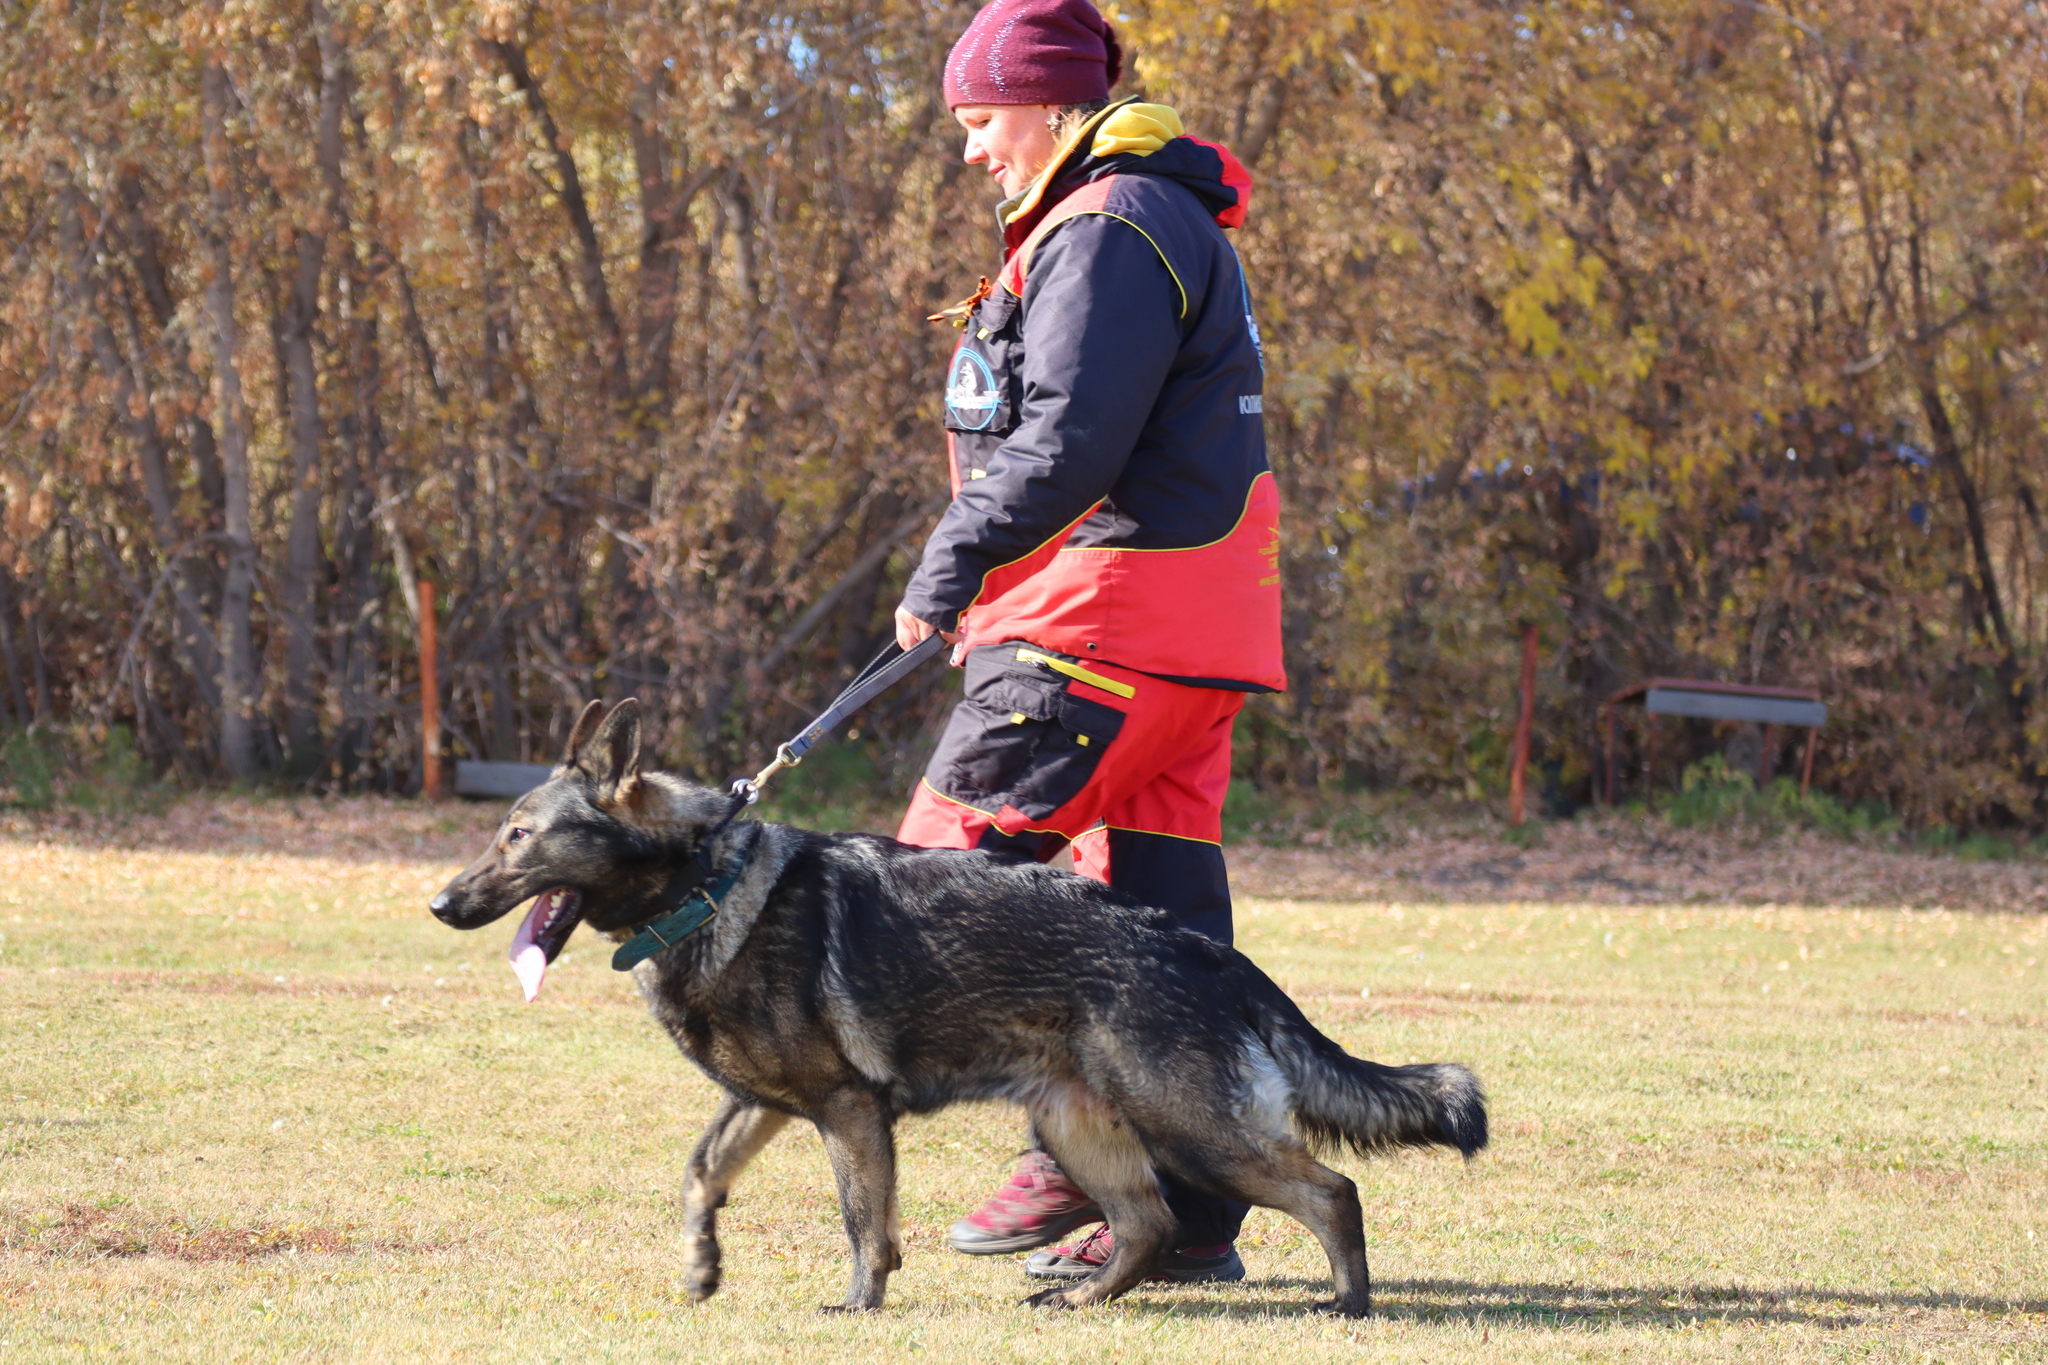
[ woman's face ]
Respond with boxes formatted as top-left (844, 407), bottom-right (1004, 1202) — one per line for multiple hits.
top-left (954, 103), bottom-right (1061, 199)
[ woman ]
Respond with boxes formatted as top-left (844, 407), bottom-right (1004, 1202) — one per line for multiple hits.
top-left (893, 0), bottom-right (1283, 1285)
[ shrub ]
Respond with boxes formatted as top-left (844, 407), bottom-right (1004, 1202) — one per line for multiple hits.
top-left (1667, 754), bottom-right (1906, 842)
top-left (1222, 779), bottom-right (1389, 847)
top-left (0, 729), bottom-right (58, 809)
top-left (0, 724), bottom-right (162, 813)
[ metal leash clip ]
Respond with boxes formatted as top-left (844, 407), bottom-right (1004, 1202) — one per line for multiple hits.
top-left (731, 742), bottom-right (803, 806)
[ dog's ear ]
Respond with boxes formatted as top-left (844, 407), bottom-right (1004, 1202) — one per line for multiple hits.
top-left (583, 698), bottom-right (642, 802)
top-left (559, 699), bottom-right (606, 772)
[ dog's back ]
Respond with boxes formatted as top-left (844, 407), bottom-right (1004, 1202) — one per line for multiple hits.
top-left (877, 831), bottom-right (1483, 1143)
top-left (722, 831), bottom-right (1486, 1163)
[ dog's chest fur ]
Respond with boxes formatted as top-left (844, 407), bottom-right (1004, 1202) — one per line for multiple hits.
top-left (634, 898), bottom-right (869, 1111)
top-left (616, 831), bottom-right (857, 1111)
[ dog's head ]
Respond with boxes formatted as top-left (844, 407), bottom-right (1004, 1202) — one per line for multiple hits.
top-left (429, 699), bottom-right (729, 998)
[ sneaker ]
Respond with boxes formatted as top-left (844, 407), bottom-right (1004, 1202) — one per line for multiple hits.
top-left (946, 1151), bottom-right (1105, 1255)
top-left (1024, 1225), bottom-right (1246, 1283)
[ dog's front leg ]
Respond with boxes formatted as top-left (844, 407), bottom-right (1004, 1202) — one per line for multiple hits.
top-left (811, 1089), bottom-right (901, 1312)
top-left (681, 1094), bottom-right (790, 1302)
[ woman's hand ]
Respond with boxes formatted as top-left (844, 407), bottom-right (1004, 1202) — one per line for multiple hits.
top-left (895, 605), bottom-right (960, 652)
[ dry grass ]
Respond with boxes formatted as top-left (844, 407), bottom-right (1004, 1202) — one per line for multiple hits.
top-left (1231, 814), bottom-right (2048, 912)
top-left (1, 796), bottom-right (2043, 1362)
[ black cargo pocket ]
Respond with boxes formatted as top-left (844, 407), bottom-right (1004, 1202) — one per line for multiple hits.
top-left (924, 644), bottom-right (1127, 820)
top-left (941, 292), bottom-right (1021, 439)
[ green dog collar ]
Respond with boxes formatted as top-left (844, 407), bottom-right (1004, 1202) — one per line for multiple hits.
top-left (612, 825), bottom-right (759, 972)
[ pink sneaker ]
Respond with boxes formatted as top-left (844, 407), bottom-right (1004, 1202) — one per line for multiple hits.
top-left (1025, 1225), bottom-right (1245, 1283)
top-left (946, 1151), bottom-right (1104, 1255)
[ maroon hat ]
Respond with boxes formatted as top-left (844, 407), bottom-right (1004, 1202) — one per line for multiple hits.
top-left (943, 0), bottom-right (1123, 109)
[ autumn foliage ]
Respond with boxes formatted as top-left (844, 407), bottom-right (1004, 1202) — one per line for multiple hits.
top-left (2, 2), bottom-right (2045, 827)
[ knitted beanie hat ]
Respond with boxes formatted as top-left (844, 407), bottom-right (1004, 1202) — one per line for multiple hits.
top-left (943, 0), bottom-right (1123, 109)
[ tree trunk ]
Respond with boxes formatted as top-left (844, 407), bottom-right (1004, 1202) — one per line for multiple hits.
top-left (487, 37), bottom-right (627, 399)
top-left (202, 49), bottom-right (262, 781)
top-left (61, 183), bottom-right (230, 722)
top-left (277, 225), bottom-right (327, 777)
top-left (0, 570), bottom-right (31, 727)
top-left (114, 169), bottom-right (227, 522)
top-left (275, 3), bottom-right (349, 780)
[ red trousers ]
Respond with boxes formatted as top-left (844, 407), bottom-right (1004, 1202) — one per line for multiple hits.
top-left (897, 640), bottom-right (1243, 940)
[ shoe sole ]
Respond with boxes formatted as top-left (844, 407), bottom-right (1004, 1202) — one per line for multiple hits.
top-left (1025, 1254), bottom-right (1247, 1284)
top-left (946, 1206), bottom-right (1105, 1256)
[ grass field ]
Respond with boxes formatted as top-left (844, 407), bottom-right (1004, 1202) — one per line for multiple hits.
top-left (2, 812), bottom-right (2044, 1362)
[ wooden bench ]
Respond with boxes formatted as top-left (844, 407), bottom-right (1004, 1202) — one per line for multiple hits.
top-left (1602, 679), bottom-right (1827, 803)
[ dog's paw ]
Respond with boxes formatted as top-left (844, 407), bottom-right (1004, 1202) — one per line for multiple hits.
top-left (1311, 1297), bottom-right (1372, 1319)
top-left (817, 1303), bottom-right (881, 1315)
top-left (682, 1254), bottom-right (721, 1302)
top-left (1021, 1288), bottom-right (1077, 1311)
top-left (683, 1238), bottom-right (721, 1302)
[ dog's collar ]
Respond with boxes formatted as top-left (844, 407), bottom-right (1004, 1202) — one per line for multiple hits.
top-left (610, 823), bottom-right (761, 972)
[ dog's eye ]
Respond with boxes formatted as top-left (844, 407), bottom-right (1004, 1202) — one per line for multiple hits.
top-left (507, 827), bottom-right (532, 844)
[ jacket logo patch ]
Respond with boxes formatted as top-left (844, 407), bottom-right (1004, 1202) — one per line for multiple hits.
top-left (945, 348), bottom-right (1001, 431)
top-left (1239, 395), bottom-right (1263, 414)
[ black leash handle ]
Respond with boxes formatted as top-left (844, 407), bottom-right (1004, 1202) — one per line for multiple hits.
top-left (730, 633), bottom-right (947, 805)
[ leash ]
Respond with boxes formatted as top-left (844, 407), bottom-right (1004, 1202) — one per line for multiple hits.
top-left (730, 633), bottom-right (948, 806)
top-left (610, 634), bottom-right (946, 972)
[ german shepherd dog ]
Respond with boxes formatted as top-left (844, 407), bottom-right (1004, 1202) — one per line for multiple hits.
top-left (430, 700), bottom-right (1485, 1316)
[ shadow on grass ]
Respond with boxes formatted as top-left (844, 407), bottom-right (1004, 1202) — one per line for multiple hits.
top-left (1118, 1277), bottom-right (2046, 1328)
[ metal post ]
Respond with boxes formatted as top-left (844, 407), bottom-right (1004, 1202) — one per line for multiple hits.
top-left (1509, 623), bottom-right (1537, 826)
top-left (420, 578), bottom-right (442, 801)
top-left (1800, 725), bottom-right (1818, 798)
top-left (1760, 722), bottom-right (1778, 788)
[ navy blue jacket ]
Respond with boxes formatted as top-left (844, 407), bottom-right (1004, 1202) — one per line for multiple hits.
top-left (901, 102), bottom-right (1284, 692)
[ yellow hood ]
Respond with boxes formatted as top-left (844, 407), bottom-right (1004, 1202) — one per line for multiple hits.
top-left (1090, 103), bottom-right (1183, 158)
top-left (1003, 100), bottom-right (1186, 228)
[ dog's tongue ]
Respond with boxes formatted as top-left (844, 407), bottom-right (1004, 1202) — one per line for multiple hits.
top-left (508, 892), bottom-right (556, 1004)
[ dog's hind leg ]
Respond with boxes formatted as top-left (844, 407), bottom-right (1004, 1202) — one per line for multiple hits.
top-left (811, 1089), bottom-right (901, 1312)
top-left (1173, 1139), bottom-right (1372, 1317)
top-left (681, 1094), bottom-right (790, 1302)
top-left (1024, 1097), bottom-right (1176, 1311)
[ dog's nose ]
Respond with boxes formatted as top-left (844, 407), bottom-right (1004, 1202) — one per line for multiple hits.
top-left (429, 891), bottom-right (451, 916)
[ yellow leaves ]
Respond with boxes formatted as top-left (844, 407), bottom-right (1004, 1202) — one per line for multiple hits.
top-left (1999, 173), bottom-right (2036, 216)
top-left (1499, 234), bottom-right (1605, 362)
top-left (1501, 279), bottom-right (1563, 360)
top-left (1129, 0), bottom-right (1444, 99)
top-left (1599, 418), bottom-right (1650, 475)
top-left (1614, 486), bottom-right (1664, 541)
top-left (1626, 325), bottom-right (1660, 382)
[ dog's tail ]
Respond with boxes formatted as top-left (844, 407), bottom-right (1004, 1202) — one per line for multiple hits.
top-left (1244, 972), bottom-right (1488, 1160)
